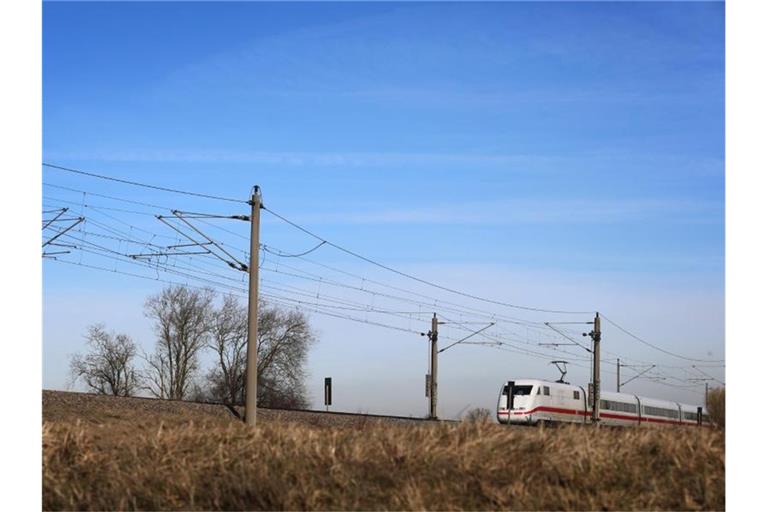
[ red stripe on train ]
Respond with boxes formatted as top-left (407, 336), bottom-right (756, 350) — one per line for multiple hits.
top-left (498, 406), bottom-right (699, 426)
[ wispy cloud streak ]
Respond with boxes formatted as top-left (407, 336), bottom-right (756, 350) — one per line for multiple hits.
top-left (287, 198), bottom-right (722, 226)
top-left (44, 148), bottom-right (723, 179)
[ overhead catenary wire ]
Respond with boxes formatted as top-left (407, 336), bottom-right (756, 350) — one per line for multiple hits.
top-left (44, 182), bottom-right (172, 210)
top-left (544, 322), bottom-right (593, 353)
top-left (43, 207), bottom-right (564, 349)
top-left (690, 365), bottom-right (726, 385)
top-left (49, 222), bottom-right (719, 390)
top-left (44, 187), bottom-right (251, 253)
top-left (262, 241), bottom-right (327, 258)
top-left (601, 314), bottom-right (724, 363)
top-left (40, 178), bottom-right (724, 386)
top-left (155, 214), bottom-right (248, 272)
top-left (43, 163), bottom-right (248, 204)
top-left (46, 220), bottom-right (251, 288)
top-left (262, 256), bottom-right (565, 330)
top-left (45, 186), bottom-right (592, 327)
top-left (48, 212), bottom-right (720, 388)
top-left (42, 166), bottom-right (723, 372)
top-left (48, 225), bottom-right (442, 335)
top-left (438, 322), bottom-right (496, 353)
top-left (262, 205), bottom-right (594, 315)
top-left (284, 253), bottom-right (562, 327)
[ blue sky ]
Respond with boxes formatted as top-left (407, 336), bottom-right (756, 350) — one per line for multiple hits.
top-left (42, 1), bottom-right (724, 417)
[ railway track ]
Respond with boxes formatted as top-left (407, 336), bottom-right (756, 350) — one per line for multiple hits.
top-left (42, 390), bottom-right (458, 427)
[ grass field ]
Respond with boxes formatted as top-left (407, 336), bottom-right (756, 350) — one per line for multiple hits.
top-left (42, 391), bottom-right (724, 511)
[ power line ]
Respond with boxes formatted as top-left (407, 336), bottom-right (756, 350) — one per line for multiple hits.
top-left (62, 241), bottom-right (249, 296)
top-left (691, 365), bottom-right (725, 385)
top-left (446, 319), bottom-right (592, 364)
top-left (262, 205), bottom-right (594, 315)
top-left (544, 322), bottom-right (593, 353)
top-left (601, 314), bottom-right (725, 363)
top-left (44, 194), bottom-right (159, 216)
top-left (247, 293), bottom-right (423, 336)
top-left (156, 212), bottom-right (248, 271)
top-left (49, 258), bottom-right (248, 299)
top-left (43, 188), bottom-right (585, 324)
top-left (438, 322), bottom-right (495, 353)
top-left (262, 241), bottom-right (327, 258)
top-left (43, 182), bottom-right (171, 210)
top-left (41, 189), bottom-right (722, 383)
top-left (269, 255), bottom-right (563, 329)
top-left (47, 222), bottom-right (250, 293)
top-left (43, 163), bottom-right (248, 204)
top-left (49, 225), bottom-right (432, 333)
top-left (260, 261), bottom-right (569, 336)
top-left (47, 223), bottom-right (715, 390)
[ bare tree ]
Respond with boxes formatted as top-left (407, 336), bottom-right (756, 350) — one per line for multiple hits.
top-left (143, 285), bottom-right (214, 400)
top-left (206, 294), bottom-right (248, 404)
top-left (206, 298), bottom-right (315, 408)
top-left (69, 324), bottom-right (139, 396)
top-left (256, 304), bottom-right (315, 408)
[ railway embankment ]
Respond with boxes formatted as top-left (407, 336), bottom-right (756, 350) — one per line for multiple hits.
top-left (43, 389), bottom-right (438, 428)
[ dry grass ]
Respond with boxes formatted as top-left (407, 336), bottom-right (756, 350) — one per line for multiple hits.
top-left (43, 416), bottom-right (724, 510)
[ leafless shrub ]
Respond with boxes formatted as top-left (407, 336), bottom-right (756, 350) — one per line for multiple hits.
top-left (707, 386), bottom-right (725, 429)
top-left (463, 407), bottom-right (492, 423)
top-left (69, 324), bottom-right (139, 396)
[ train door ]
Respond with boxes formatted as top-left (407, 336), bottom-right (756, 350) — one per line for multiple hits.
top-left (503, 382), bottom-right (535, 418)
top-left (578, 386), bottom-right (588, 423)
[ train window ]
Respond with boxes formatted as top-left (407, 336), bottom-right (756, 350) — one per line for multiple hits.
top-left (573, 391), bottom-right (580, 400)
top-left (643, 406), bottom-right (678, 418)
top-left (537, 387), bottom-right (541, 395)
top-left (510, 385), bottom-right (533, 396)
top-left (605, 401), bottom-right (637, 414)
top-left (543, 386), bottom-right (550, 396)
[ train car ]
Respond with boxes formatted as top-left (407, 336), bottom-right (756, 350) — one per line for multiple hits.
top-left (598, 391), bottom-right (641, 426)
top-left (496, 379), bottom-right (587, 425)
top-left (680, 403), bottom-right (702, 426)
top-left (638, 396), bottom-right (683, 426)
top-left (497, 379), bottom-right (708, 427)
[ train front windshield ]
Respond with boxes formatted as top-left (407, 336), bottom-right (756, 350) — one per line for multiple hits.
top-left (502, 384), bottom-right (534, 410)
top-left (503, 385), bottom-right (533, 396)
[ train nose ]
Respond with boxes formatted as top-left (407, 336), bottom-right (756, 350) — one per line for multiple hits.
top-left (497, 407), bottom-right (528, 424)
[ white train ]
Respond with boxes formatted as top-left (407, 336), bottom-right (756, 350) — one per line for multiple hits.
top-left (497, 379), bottom-right (710, 427)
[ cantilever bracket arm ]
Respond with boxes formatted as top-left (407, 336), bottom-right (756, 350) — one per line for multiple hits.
top-left (438, 322), bottom-right (495, 354)
top-left (42, 217), bottom-right (84, 248)
top-left (620, 364), bottom-right (656, 387)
